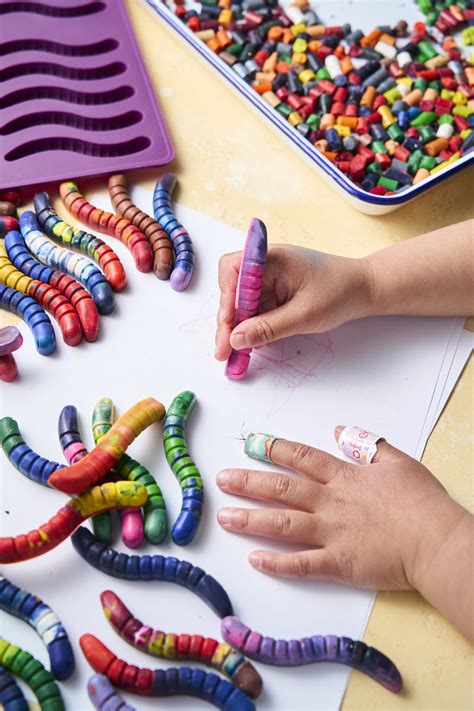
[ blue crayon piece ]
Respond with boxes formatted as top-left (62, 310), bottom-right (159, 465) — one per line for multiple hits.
top-left (152, 174), bottom-right (194, 291)
top-left (0, 665), bottom-right (29, 711)
top-left (19, 211), bottom-right (114, 315)
top-left (71, 526), bottom-right (233, 618)
top-left (0, 284), bottom-right (55, 355)
top-left (0, 575), bottom-right (74, 680)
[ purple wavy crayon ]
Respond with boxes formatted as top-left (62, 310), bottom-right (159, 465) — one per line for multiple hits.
top-left (221, 617), bottom-right (402, 693)
top-left (225, 219), bottom-right (267, 381)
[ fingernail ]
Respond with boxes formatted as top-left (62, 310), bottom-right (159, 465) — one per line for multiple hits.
top-left (216, 469), bottom-right (231, 487)
top-left (230, 332), bottom-right (247, 350)
top-left (244, 433), bottom-right (277, 463)
top-left (249, 552), bottom-right (264, 569)
top-left (218, 508), bottom-right (235, 526)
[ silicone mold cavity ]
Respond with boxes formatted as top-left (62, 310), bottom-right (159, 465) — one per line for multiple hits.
top-left (5, 136), bottom-right (151, 162)
top-left (0, 2), bottom-right (106, 17)
top-left (0, 110), bottom-right (143, 136)
top-left (0, 38), bottom-right (119, 57)
top-left (0, 60), bottom-right (126, 82)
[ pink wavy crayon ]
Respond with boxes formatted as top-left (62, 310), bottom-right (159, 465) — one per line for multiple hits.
top-left (225, 218), bottom-right (267, 381)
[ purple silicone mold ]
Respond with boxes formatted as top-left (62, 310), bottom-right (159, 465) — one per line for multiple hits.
top-left (0, 0), bottom-right (174, 190)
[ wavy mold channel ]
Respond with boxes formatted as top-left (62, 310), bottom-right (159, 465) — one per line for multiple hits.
top-left (5, 136), bottom-right (151, 162)
top-left (0, 38), bottom-right (119, 57)
top-left (0, 110), bottom-right (143, 136)
top-left (0, 2), bottom-right (106, 17)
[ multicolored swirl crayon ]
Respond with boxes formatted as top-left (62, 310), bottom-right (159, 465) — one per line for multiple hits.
top-left (48, 398), bottom-right (166, 495)
top-left (100, 590), bottom-right (262, 698)
top-left (225, 218), bottom-right (267, 380)
top-left (80, 634), bottom-right (255, 710)
top-left (0, 481), bottom-right (147, 564)
top-left (34, 191), bottom-right (126, 291)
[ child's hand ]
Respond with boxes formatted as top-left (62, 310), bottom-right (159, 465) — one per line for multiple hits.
top-left (215, 246), bottom-right (371, 361)
top-left (216, 429), bottom-right (465, 593)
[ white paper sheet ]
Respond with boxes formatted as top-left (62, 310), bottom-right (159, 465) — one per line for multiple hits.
top-left (431, 329), bottom-right (473, 431)
top-left (415, 328), bottom-right (474, 459)
top-left (0, 194), bottom-right (466, 710)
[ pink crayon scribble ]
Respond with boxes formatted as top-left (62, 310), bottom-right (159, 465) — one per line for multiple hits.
top-left (253, 333), bottom-right (335, 415)
top-left (177, 294), bottom-right (217, 334)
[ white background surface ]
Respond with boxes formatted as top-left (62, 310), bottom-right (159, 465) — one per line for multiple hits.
top-left (0, 191), bottom-right (467, 710)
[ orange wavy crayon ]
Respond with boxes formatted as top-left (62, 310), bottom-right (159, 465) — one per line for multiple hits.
top-left (60, 181), bottom-right (153, 273)
top-left (48, 398), bottom-right (166, 494)
top-left (0, 481), bottom-right (147, 564)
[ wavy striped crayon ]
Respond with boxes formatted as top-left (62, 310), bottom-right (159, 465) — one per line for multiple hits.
top-left (49, 397), bottom-right (166, 495)
top-left (0, 664), bottom-right (28, 711)
top-left (163, 391), bottom-right (203, 546)
top-left (20, 211), bottom-right (114, 316)
top-left (93, 397), bottom-right (168, 546)
top-left (0, 325), bottom-right (22, 382)
top-left (58, 405), bottom-right (113, 545)
top-left (34, 191), bottom-right (126, 292)
top-left (88, 673), bottom-right (136, 711)
top-left (0, 481), bottom-right (147, 564)
top-left (0, 238), bottom-right (83, 346)
top-left (221, 617), bottom-right (403, 693)
top-left (59, 181), bottom-right (153, 273)
top-left (225, 218), bottom-right (267, 380)
top-left (0, 575), bottom-right (74, 680)
top-left (0, 638), bottom-right (64, 711)
top-left (100, 590), bottom-right (262, 698)
top-left (0, 411), bottom-right (112, 544)
top-left (108, 174), bottom-right (173, 281)
top-left (92, 398), bottom-right (144, 549)
top-left (80, 635), bottom-right (255, 710)
top-left (5, 229), bottom-right (99, 342)
top-left (152, 174), bottom-right (194, 291)
top-left (0, 416), bottom-right (64, 487)
top-left (0, 284), bottom-right (55, 355)
top-left (71, 526), bottom-right (233, 618)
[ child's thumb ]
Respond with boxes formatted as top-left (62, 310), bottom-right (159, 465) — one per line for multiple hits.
top-left (229, 305), bottom-right (296, 350)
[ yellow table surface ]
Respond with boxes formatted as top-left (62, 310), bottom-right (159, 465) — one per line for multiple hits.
top-left (1, 1), bottom-right (472, 708)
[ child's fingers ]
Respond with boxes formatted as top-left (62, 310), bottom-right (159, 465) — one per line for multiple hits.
top-left (267, 438), bottom-right (345, 483)
top-left (216, 468), bottom-right (321, 511)
top-left (248, 548), bottom-right (339, 580)
top-left (215, 292), bottom-right (235, 360)
top-left (215, 252), bottom-right (241, 360)
top-left (217, 507), bottom-right (321, 545)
